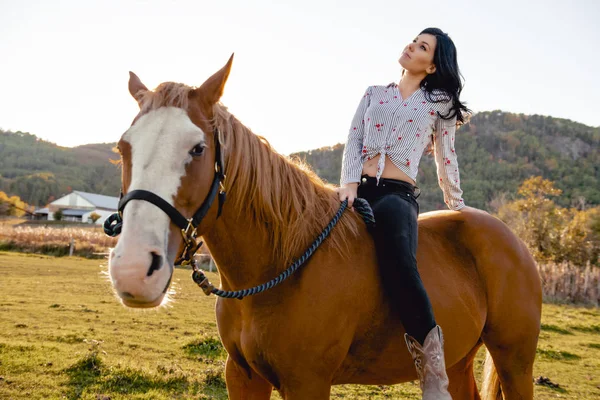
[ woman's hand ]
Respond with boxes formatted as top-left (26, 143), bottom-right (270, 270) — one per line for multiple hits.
top-left (336, 183), bottom-right (359, 209)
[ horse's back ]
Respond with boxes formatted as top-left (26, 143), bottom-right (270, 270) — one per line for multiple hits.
top-left (418, 208), bottom-right (541, 308)
top-left (418, 207), bottom-right (542, 341)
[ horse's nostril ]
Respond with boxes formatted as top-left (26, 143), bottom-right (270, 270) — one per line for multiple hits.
top-left (147, 252), bottom-right (163, 277)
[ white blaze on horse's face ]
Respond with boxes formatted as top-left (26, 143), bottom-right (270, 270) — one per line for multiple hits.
top-left (109, 106), bottom-right (206, 308)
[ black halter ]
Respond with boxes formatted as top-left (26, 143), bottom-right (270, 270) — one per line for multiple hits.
top-left (103, 127), bottom-right (226, 265)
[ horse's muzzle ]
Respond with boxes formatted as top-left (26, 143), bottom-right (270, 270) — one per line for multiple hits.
top-left (109, 247), bottom-right (172, 308)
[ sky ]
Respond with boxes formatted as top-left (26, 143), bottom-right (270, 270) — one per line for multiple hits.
top-left (0, 0), bottom-right (598, 155)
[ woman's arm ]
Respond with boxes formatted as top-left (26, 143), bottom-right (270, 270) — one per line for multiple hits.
top-left (433, 108), bottom-right (465, 211)
top-left (340, 86), bottom-right (371, 186)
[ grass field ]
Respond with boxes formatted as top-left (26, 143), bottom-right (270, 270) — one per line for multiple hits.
top-left (0, 251), bottom-right (599, 399)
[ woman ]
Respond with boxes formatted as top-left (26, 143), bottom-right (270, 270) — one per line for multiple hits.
top-left (337, 27), bottom-right (471, 399)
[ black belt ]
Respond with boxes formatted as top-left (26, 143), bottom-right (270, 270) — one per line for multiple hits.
top-left (359, 175), bottom-right (421, 198)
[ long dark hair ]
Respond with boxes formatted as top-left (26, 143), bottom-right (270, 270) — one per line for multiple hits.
top-left (412, 27), bottom-right (471, 125)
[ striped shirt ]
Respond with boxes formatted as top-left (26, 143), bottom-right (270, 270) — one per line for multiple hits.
top-left (340, 83), bottom-right (465, 210)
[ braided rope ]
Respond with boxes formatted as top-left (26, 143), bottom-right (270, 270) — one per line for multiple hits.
top-left (192, 198), bottom-right (375, 299)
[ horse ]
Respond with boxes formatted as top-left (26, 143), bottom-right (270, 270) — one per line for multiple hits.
top-left (108, 55), bottom-right (542, 399)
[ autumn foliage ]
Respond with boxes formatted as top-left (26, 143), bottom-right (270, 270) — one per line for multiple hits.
top-left (497, 176), bottom-right (600, 267)
top-left (0, 191), bottom-right (34, 217)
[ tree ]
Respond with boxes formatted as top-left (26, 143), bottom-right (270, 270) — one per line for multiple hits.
top-left (559, 207), bottom-right (595, 266)
top-left (0, 191), bottom-right (33, 217)
top-left (497, 177), bottom-right (563, 262)
top-left (89, 212), bottom-right (101, 224)
top-left (497, 177), bottom-right (600, 267)
top-left (53, 209), bottom-right (64, 221)
top-left (0, 199), bottom-right (10, 215)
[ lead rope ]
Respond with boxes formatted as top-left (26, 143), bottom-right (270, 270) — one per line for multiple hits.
top-left (191, 198), bottom-right (375, 299)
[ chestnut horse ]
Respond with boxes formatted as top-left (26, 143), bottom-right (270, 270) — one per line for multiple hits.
top-left (108, 55), bottom-right (542, 399)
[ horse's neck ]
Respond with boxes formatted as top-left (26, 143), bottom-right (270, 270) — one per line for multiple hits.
top-left (202, 115), bottom-right (332, 291)
top-left (202, 211), bottom-right (280, 291)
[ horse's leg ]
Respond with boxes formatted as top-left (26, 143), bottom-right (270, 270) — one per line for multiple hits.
top-left (446, 345), bottom-right (482, 400)
top-left (481, 338), bottom-right (537, 400)
top-left (225, 356), bottom-right (273, 400)
top-left (481, 300), bottom-right (540, 399)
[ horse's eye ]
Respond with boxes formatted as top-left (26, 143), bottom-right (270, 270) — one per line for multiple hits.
top-left (189, 144), bottom-right (205, 157)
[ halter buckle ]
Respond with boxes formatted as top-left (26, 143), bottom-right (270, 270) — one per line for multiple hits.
top-left (177, 218), bottom-right (201, 266)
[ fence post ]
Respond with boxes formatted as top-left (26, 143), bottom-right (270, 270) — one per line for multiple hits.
top-left (69, 238), bottom-right (74, 257)
top-left (209, 257), bottom-right (215, 273)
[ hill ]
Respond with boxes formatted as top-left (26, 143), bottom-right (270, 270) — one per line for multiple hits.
top-left (1, 110), bottom-right (599, 211)
top-left (0, 131), bottom-right (120, 206)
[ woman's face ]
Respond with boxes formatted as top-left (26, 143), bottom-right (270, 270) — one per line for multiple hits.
top-left (399, 33), bottom-right (437, 75)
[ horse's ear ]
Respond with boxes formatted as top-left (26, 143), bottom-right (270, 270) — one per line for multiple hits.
top-left (128, 71), bottom-right (149, 106)
top-left (195, 54), bottom-right (234, 109)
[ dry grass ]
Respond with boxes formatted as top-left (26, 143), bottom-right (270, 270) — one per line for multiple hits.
top-left (0, 222), bottom-right (116, 258)
top-left (539, 262), bottom-right (600, 306)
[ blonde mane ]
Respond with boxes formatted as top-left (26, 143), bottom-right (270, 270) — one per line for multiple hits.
top-left (212, 104), bottom-right (361, 266)
top-left (137, 81), bottom-right (361, 265)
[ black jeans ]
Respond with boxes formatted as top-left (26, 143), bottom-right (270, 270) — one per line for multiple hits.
top-left (357, 175), bottom-right (436, 344)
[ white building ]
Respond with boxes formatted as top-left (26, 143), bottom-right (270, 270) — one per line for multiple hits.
top-left (34, 191), bottom-right (119, 225)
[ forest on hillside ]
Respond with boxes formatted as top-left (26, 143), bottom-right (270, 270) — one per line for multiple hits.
top-left (0, 131), bottom-right (121, 206)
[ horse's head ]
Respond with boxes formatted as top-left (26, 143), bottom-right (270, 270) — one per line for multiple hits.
top-left (109, 55), bottom-right (233, 308)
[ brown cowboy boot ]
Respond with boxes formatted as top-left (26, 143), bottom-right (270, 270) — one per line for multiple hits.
top-left (404, 325), bottom-right (452, 400)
